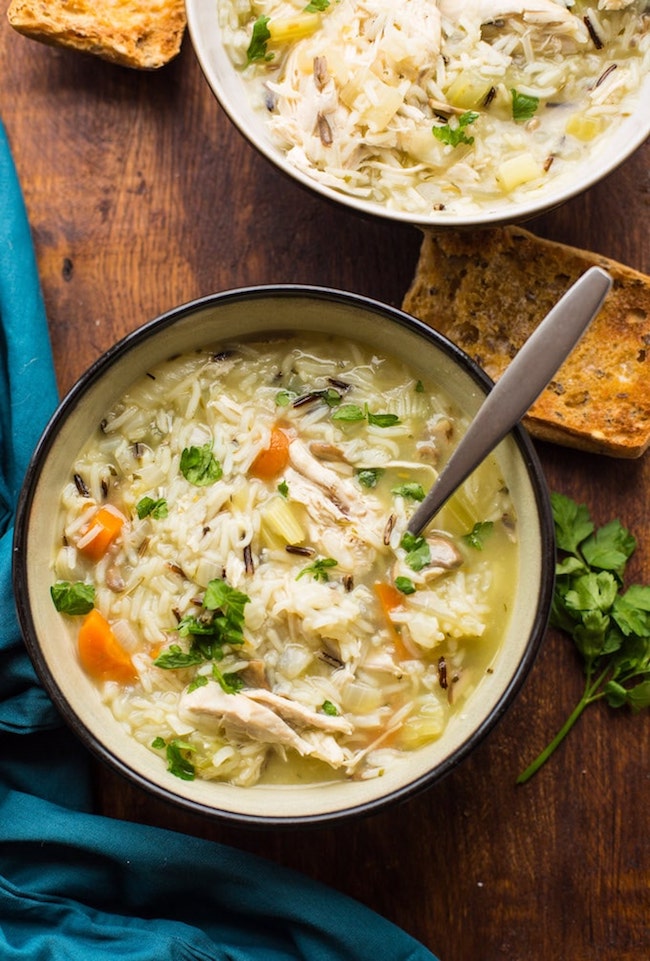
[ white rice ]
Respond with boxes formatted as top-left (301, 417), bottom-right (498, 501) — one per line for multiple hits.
top-left (218, 0), bottom-right (650, 215)
top-left (53, 334), bottom-right (518, 786)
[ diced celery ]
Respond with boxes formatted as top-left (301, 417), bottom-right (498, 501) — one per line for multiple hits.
top-left (268, 13), bottom-right (321, 45)
top-left (399, 695), bottom-right (446, 748)
top-left (495, 153), bottom-right (543, 192)
top-left (260, 496), bottom-right (305, 547)
top-left (565, 113), bottom-right (603, 142)
top-left (445, 73), bottom-right (492, 110)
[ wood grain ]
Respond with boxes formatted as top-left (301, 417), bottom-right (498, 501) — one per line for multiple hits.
top-left (3, 14), bottom-right (649, 960)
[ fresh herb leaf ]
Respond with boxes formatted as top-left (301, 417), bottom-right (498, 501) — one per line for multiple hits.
top-left (136, 496), bottom-right (169, 520)
top-left (50, 580), bottom-right (95, 615)
top-left (304, 0), bottom-right (329, 10)
top-left (400, 532), bottom-right (431, 572)
top-left (151, 736), bottom-right (166, 750)
top-left (275, 389), bottom-right (296, 407)
top-left (432, 110), bottom-right (478, 147)
top-left (518, 494), bottom-right (650, 784)
top-left (395, 576), bottom-right (416, 595)
top-left (415, 380), bottom-right (425, 393)
top-left (246, 15), bottom-right (273, 64)
top-left (332, 403), bottom-right (365, 422)
top-left (180, 443), bottom-right (222, 486)
top-left (187, 674), bottom-right (209, 693)
top-left (463, 521), bottom-right (494, 550)
top-left (357, 468), bottom-right (384, 489)
top-left (160, 579), bottom-right (250, 668)
top-left (278, 479), bottom-right (289, 497)
top-left (165, 738), bottom-right (195, 781)
top-left (366, 408), bottom-right (400, 428)
top-left (331, 404), bottom-right (399, 427)
top-left (296, 557), bottom-right (338, 582)
top-left (212, 664), bottom-right (245, 694)
top-left (321, 699), bottom-right (338, 716)
top-left (511, 89), bottom-right (539, 122)
top-left (392, 482), bottom-right (425, 502)
top-left (153, 644), bottom-right (205, 670)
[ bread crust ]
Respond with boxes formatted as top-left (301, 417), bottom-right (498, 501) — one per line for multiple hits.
top-left (7, 0), bottom-right (186, 69)
top-left (402, 226), bottom-right (650, 458)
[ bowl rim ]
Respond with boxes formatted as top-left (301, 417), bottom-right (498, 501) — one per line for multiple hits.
top-left (13, 284), bottom-right (556, 827)
top-left (185, 0), bottom-right (650, 229)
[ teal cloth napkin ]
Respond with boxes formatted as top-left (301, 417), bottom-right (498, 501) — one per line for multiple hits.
top-left (0, 122), bottom-right (440, 961)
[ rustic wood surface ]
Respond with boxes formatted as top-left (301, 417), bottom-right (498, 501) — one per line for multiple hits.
top-left (3, 13), bottom-right (649, 961)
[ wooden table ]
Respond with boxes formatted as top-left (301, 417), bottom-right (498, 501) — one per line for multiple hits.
top-left (3, 15), bottom-right (649, 961)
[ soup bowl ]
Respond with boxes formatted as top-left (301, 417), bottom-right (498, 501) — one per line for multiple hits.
top-left (13, 286), bottom-right (554, 826)
top-left (186, 0), bottom-right (650, 228)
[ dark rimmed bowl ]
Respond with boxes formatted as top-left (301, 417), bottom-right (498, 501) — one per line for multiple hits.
top-left (13, 286), bottom-right (555, 827)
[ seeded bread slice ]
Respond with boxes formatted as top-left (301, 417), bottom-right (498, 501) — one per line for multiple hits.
top-left (402, 226), bottom-right (650, 458)
top-left (7, 0), bottom-right (186, 69)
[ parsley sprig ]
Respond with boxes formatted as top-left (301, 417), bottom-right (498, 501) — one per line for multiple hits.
top-left (154, 578), bottom-right (250, 669)
top-left (518, 493), bottom-right (650, 784)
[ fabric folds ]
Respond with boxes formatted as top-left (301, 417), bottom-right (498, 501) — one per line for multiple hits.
top-left (0, 121), bottom-right (439, 961)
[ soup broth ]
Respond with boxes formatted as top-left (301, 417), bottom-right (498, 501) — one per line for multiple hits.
top-left (52, 335), bottom-right (518, 787)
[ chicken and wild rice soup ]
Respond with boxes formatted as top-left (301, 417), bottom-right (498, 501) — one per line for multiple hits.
top-left (51, 334), bottom-right (518, 787)
top-left (218, 0), bottom-right (650, 215)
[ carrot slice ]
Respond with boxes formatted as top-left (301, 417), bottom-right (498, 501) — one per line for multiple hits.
top-left (249, 426), bottom-right (290, 480)
top-left (78, 609), bottom-right (137, 684)
top-left (78, 506), bottom-right (124, 561)
top-left (374, 581), bottom-right (411, 661)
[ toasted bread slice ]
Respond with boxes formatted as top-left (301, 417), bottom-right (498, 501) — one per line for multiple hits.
top-left (7, 0), bottom-right (186, 69)
top-left (402, 226), bottom-right (650, 458)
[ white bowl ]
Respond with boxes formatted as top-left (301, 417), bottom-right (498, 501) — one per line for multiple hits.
top-left (13, 286), bottom-right (554, 826)
top-left (186, 0), bottom-right (650, 228)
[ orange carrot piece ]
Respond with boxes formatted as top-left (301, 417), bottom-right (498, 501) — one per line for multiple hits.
top-left (79, 506), bottom-right (124, 561)
top-left (78, 609), bottom-right (137, 684)
top-left (249, 426), bottom-right (290, 480)
top-left (374, 581), bottom-right (410, 661)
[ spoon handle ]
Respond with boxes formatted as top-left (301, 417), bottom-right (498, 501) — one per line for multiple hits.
top-left (407, 266), bottom-right (613, 537)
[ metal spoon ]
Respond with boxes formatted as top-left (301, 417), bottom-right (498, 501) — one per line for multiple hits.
top-left (406, 266), bottom-right (612, 537)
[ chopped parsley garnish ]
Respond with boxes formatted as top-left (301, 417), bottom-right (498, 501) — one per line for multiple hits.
top-left (165, 738), bottom-right (196, 781)
top-left (212, 664), bottom-right (245, 694)
top-left (153, 644), bottom-right (205, 670)
top-left (296, 557), bottom-right (338, 582)
top-left (321, 699), bottom-right (339, 716)
top-left (304, 0), bottom-right (329, 10)
top-left (155, 579), bottom-right (250, 669)
top-left (395, 576), bottom-right (416, 595)
top-left (357, 467), bottom-right (384, 489)
top-left (432, 110), bottom-right (478, 147)
top-left (136, 496), bottom-right (169, 520)
top-left (518, 493), bottom-right (650, 784)
top-left (400, 531), bottom-right (431, 572)
top-left (367, 409), bottom-right (400, 428)
top-left (180, 443), bottom-right (222, 486)
top-left (275, 389), bottom-right (297, 407)
top-left (511, 89), bottom-right (539, 122)
top-left (463, 520), bottom-right (494, 550)
top-left (278, 479), bottom-right (289, 497)
top-left (392, 482), bottom-right (425, 502)
top-left (332, 404), bottom-right (400, 427)
top-left (332, 403), bottom-right (365, 422)
top-left (50, 580), bottom-right (95, 615)
top-left (246, 15), bottom-right (273, 64)
top-left (415, 380), bottom-right (425, 393)
top-left (186, 674), bottom-right (209, 693)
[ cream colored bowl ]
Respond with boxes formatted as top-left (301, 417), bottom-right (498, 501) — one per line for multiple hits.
top-left (13, 287), bottom-right (554, 826)
top-left (186, 0), bottom-right (650, 228)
